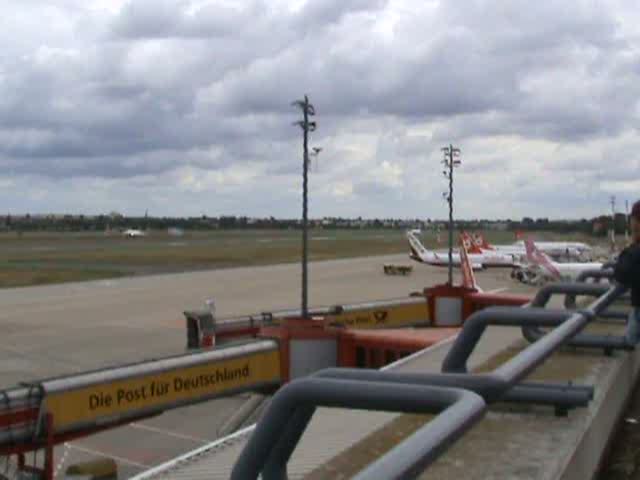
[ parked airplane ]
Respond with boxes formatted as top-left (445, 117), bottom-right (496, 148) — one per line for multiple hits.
top-left (511, 238), bottom-right (603, 284)
top-left (464, 232), bottom-right (525, 257)
top-left (122, 229), bottom-right (146, 238)
top-left (406, 230), bottom-right (518, 269)
top-left (461, 232), bottom-right (526, 261)
top-left (473, 232), bottom-right (592, 260)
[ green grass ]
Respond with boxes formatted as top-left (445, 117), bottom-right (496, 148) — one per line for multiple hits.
top-left (0, 229), bottom-right (406, 288)
top-left (0, 228), bottom-right (608, 288)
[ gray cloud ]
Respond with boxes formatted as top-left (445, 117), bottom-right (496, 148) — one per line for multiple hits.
top-left (0, 0), bottom-right (639, 218)
top-left (111, 0), bottom-right (260, 39)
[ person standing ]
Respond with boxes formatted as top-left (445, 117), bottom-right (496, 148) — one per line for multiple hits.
top-left (614, 200), bottom-right (640, 344)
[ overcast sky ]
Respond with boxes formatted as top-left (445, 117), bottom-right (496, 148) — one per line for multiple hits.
top-left (0, 0), bottom-right (638, 219)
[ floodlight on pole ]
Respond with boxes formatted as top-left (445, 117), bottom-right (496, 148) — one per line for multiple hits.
top-left (310, 147), bottom-right (323, 172)
top-left (441, 144), bottom-right (461, 286)
top-left (292, 94), bottom-right (317, 319)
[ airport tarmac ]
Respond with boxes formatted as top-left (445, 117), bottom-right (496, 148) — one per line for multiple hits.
top-left (0, 254), bottom-right (533, 477)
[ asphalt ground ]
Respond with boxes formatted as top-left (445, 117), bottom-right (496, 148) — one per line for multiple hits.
top-left (0, 254), bottom-right (530, 478)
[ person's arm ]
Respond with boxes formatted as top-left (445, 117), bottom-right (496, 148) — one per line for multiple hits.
top-left (614, 245), bottom-right (640, 286)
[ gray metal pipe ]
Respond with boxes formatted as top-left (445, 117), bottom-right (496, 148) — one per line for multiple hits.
top-left (257, 369), bottom-right (498, 480)
top-left (313, 368), bottom-right (593, 405)
top-left (532, 283), bottom-right (610, 309)
top-left (249, 367), bottom-right (591, 476)
top-left (230, 377), bottom-right (485, 480)
top-left (442, 307), bottom-right (573, 373)
top-left (522, 323), bottom-right (631, 351)
top-left (497, 386), bottom-right (590, 409)
top-left (231, 285), bottom-right (627, 480)
top-left (523, 283), bottom-right (631, 350)
top-left (251, 365), bottom-right (593, 480)
top-left (256, 289), bottom-right (616, 479)
top-left (261, 406), bottom-right (315, 479)
top-left (564, 269), bottom-right (613, 309)
top-left (354, 388), bottom-right (484, 480)
top-left (496, 285), bottom-right (627, 382)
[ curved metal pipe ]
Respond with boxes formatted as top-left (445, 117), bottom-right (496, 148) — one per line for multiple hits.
top-left (564, 269), bottom-right (614, 308)
top-left (442, 307), bottom-right (572, 373)
top-left (230, 378), bottom-right (485, 480)
top-left (313, 369), bottom-right (592, 409)
top-left (523, 283), bottom-right (631, 350)
top-left (231, 285), bottom-right (627, 480)
top-left (532, 283), bottom-right (610, 309)
top-left (497, 285), bottom-right (627, 382)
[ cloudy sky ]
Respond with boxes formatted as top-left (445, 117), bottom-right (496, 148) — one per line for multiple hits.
top-left (1, 0), bottom-right (638, 219)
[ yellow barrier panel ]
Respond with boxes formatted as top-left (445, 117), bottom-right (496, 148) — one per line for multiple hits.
top-left (326, 300), bottom-right (429, 329)
top-left (44, 349), bottom-right (280, 431)
top-left (66, 458), bottom-right (117, 479)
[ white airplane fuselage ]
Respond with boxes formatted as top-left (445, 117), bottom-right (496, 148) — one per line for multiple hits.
top-left (513, 238), bottom-right (602, 284)
top-left (511, 240), bottom-right (591, 258)
top-left (123, 229), bottom-right (146, 238)
top-left (407, 230), bottom-right (516, 269)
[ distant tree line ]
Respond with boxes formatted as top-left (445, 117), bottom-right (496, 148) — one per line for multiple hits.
top-left (505, 214), bottom-right (629, 236)
top-left (0, 213), bottom-right (629, 236)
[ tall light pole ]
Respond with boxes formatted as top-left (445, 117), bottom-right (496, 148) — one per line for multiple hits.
top-left (442, 144), bottom-right (461, 286)
top-left (610, 195), bottom-right (616, 252)
top-left (292, 95), bottom-right (317, 319)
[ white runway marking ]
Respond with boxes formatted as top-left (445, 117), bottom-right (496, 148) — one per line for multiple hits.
top-left (487, 287), bottom-right (508, 294)
top-left (129, 422), bottom-right (209, 443)
top-left (68, 444), bottom-right (151, 469)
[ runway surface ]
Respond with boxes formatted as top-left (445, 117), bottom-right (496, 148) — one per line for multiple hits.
top-left (0, 254), bottom-right (530, 477)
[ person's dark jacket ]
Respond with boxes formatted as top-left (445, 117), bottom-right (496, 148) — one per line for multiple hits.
top-left (614, 243), bottom-right (640, 306)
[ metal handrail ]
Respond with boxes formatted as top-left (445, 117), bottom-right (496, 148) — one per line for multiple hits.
top-left (564, 269), bottom-right (613, 309)
top-left (496, 285), bottom-right (625, 382)
top-left (521, 283), bottom-right (631, 352)
top-left (442, 307), bottom-right (575, 373)
top-left (230, 379), bottom-right (485, 480)
top-left (232, 279), bottom-right (629, 480)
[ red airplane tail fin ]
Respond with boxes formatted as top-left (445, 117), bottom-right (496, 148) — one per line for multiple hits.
top-left (461, 231), bottom-right (484, 254)
top-left (476, 232), bottom-right (495, 250)
top-left (524, 237), bottom-right (561, 279)
top-left (459, 234), bottom-right (479, 290)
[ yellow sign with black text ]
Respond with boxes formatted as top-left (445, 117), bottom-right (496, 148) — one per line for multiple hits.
top-left (326, 301), bottom-right (429, 329)
top-left (44, 350), bottom-right (281, 431)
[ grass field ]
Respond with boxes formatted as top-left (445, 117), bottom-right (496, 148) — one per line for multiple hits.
top-left (0, 229), bottom-right (606, 288)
